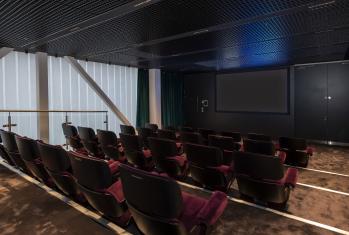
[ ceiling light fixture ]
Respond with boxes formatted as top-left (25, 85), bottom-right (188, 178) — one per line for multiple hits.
top-left (69, 27), bottom-right (80, 32)
top-left (193, 29), bottom-right (209, 35)
top-left (308, 0), bottom-right (336, 9)
top-left (134, 0), bottom-right (151, 7)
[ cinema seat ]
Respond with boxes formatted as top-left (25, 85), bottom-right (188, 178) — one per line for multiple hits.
top-left (0, 133), bottom-right (15, 165)
top-left (208, 135), bottom-right (241, 164)
top-left (185, 143), bottom-right (234, 192)
top-left (15, 136), bottom-right (51, 184)
top-left (220, 131), bottom-right (242, 143)
top-left (247, 133), bottom-right (272, 142)
top-left (119, 133), bottom-right (154, 170)
top-left (279, 137), bottom-right (314, 167)
top-left (198, 128), bottom-right (216, 144)
top-left (243, 139), bottom-right (286, 164)
top-left (120, 124), bottom-right (136, 135)
top-left (68, 151), bottom-right (131, 225)
top-left (61, 123), bottom-right (85, 151)
top-left (138, 127), bottom-right (157, 148)
top-left (119, 164), bottom-right (228, 235)
top-left (148, 137), bottom-right (188, 179)
top-left (97, 129), bottom-right (126, 163)
top-left (157, 129), bottom-right (177, 141)
top-left (37, 142), bottom-right (81, 198)
top-left (0, 130), bottom-right (31, 174)
top-left (78, 126), bottom-right (104, 159)
top-left (233, 151), bottom-right (298, 209)
top-left (180, 126), bottom-right (195, 132)
top-left (145, 123), bottom-right (158, 132)
top-left (180, 132), bottom-right (203, 145)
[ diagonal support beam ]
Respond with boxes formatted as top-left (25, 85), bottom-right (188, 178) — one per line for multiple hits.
top-left (0, 47), bottom-right (13, 59)
top-left (64, 56), bottom-right (131, 126)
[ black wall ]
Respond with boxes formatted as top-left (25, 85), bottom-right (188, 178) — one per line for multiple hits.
top-left (183, 69), bottom-right (295, 137)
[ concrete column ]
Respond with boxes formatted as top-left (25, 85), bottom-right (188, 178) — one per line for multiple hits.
top-left (35, 52), bottom-right (49, 142)
top-left (149, 69), bottom-right (162, 128)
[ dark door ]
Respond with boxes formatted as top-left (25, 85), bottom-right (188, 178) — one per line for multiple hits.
top-left (295, 64), bottom-right (327, 140)
top-left (327, 62), bottom-right (349, 143)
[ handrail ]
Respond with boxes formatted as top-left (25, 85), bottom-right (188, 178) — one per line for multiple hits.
top-left (0, 109), bottom-right (107, 113)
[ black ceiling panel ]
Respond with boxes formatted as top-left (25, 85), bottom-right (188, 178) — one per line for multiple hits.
top-left (0, 0), bottom-right (348, 71)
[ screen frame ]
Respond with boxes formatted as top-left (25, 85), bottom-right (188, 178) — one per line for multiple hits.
top-left (214, 68), bottom-right (290, 115)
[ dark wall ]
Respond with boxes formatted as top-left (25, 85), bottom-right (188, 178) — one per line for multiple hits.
top-left (183, 69), bottom-right (295, 137)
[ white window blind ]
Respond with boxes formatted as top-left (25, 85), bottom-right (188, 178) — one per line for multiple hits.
top-left (48, 56), bottom-right (138, 144)
top-left (0, 51), bottom-right (38, 139)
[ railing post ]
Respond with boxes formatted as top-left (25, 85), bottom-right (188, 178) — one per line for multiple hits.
top-left (8, 112), bottom-right (11, 132)
top-left (105, 112), bottom-right (109, 130)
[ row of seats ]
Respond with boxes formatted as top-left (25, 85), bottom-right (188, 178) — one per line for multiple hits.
top-left (0, 129), bottom-right (228, 235)
top-left (62, 124), bottom-right (302, 209)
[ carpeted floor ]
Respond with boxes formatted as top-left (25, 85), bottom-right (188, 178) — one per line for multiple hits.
top-left (0, 144), bottom-right (348, 234)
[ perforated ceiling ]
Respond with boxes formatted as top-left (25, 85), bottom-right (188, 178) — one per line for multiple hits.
top-left (0, 0), bottom-right (348, 71)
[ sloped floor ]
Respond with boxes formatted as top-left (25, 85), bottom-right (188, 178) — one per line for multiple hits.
top-left (0, 144), bottom-right (348, 235)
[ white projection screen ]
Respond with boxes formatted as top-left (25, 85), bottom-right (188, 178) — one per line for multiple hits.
top-left (216, 69), bottom-right (289, 113)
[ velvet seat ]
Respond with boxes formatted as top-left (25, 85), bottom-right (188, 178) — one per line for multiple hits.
top-left (97, 129), bottom-right (126, 162)
top-left (138, 127), bottom-right (157, 148)
top-left (37, 142), bottom-right (81, 198)
top-left (119, 133), bottom-right (154, 170)
top-left (120, 124), bottom-right (136, 135)
top-left (233, 151), bottom-right (298, 209)
top-left (68, 151), bottom-right (130, 225)
top-left (247, 133), bottom-right (272, 142)
top-left (279, 137), bottom-right (314, 167)
top-left (61, 123), bottom-right (85, 151)
top-left (198, 128), bottom-right (216, 144)
top-left (0, 129), bottom-right (31, 174)
top-left (220, 131), bottom-right (242, 143)
top-left (119, 164), bottom-right (228, 235)
top-left (15, 136), bottom-right (51, 184)
top-left (145, 123), bottom-right (159, 132)
top-left (180, 126), bottom-right (195, 132)
top-left (157, 129), bottom-right (177, 141)
top-left (180, 132), bottom-right (203, 145)
top-left (148, 137), bottom-right (188, 179)
top-left (184, 143), bottom-right (234, 192)
top-left (0, 133), bottom-right (15, 166)
top-left (78, 126), bottom-right (104, 159)
top-left (208, 135), bottom-right (241, 164)
top-left (244, 139), bottom-right (286, 164)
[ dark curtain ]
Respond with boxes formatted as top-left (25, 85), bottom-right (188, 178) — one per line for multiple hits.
top-left (161, 70), bottom-right (183, 128)
top-left (136, 69), bottom-right (149, 128)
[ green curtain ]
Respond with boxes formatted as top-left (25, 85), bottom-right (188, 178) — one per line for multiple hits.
top-left (136, 69), bottom-right (149, 128)
top-left (161, 70), bottom-right (183, 128)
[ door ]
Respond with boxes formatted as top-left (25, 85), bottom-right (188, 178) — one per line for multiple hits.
top-left (295, 64), bottom-right (327, 140)
top-left (327, 62), bottom-right (349, 142)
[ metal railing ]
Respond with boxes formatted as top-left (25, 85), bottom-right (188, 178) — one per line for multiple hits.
top-left (0, 109), bottom-right (109, 131)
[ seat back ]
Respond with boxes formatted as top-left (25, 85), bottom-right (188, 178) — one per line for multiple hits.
top-left (244, 139), bottom-right (276, 155)
top-left (0, 130), bottom-right (29, 172)
top-left (61, 124), bottom-right (84, 150)
top-left (180, 132), bottom-right (202, 144)
top-left (232, 151), bottom-right (287, 203)
top-left (15, 136), bottom-right (49, 182)
top-left (145, 123), bottom-right (158, 132)
top-left (221, 131), bottom-right (242, 142)
top-left (68, 151), bottom-right (112, 190)
top-left (37, 142), bottom-right (78, 196)
top-left (120, 164), bottom-right (186, 235)
top-left (247, 133), bottom-right (272, 142)
top-left (180, 126), bottom-right (194, 132)
top-left (120, 124), bottom-right (136, 135)
top-left (208, 135), bottom-right (239, 151)
top-left (138, 127), bottom-right (157, 148)
top-left (198, 128), bottom-right (215, 140)
top-left (279, 137), bottom-right (307, 151)
top-left (0, 133), bottom-right (15, 165)
top-left (119, 133), bottom-right (146, 167)
top-left (97, 129), bottom-right (120, 160)
top-left (157, 129), bottom-right (177, 141)
top-left (148, 137), bottom-right (182, 177)
top-left (78, 126), bottom-right (103, 158)
top-left (185, 143), bottom-right (228, 189)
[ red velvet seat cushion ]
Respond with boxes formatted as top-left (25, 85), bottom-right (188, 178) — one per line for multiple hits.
top-left (209, 164), bottom-right (233, 175)
top-left (168, 155), bottom-right (187, 167)
top-left (180, 192), bottom-right (207, 230)
top-left (278, 151), bottom-right (286, 163)
top-left (265, 167), bottom-right (298, 187)
top-left (197, 191), bottom-right (227, 225)
top-left (143, 149), bottom-right (152, 158)
top-left (108, 161), bottom-right (120, 175)
top-left (306, 147), bottom-right (314, 156)
top-left (106, 180), bottom-right (125, 203)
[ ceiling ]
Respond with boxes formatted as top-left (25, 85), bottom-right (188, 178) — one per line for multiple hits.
top-left (0, 0), bottom-right (348, 72)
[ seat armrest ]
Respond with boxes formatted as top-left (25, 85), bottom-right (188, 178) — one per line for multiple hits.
top-left (197, 191), bottom-right (227, 225)
top-left (284, 168), bottom-right (298, 188)
top-left (278, 151), bottom-right (286, 164)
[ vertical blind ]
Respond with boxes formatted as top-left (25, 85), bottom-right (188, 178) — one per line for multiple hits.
top-left (0, 51), bottom-right (38, 139)
top-left (48, 56), bottom-right (138, 144)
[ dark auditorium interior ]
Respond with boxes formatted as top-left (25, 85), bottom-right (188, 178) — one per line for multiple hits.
top-left (1, 1), bottom-right (349, 235)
